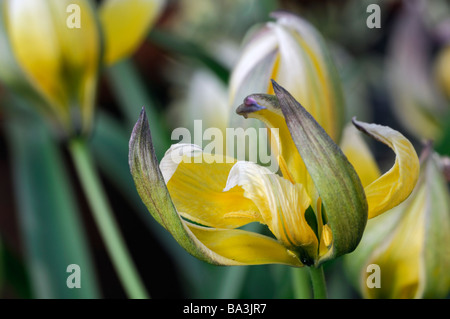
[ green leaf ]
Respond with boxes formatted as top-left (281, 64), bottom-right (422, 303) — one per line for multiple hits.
top-left (6, 109), bottom-right (100, 298)
top-left (272, 80), bottom-right (368, 266)
top-left (1, 240), bottom-right (32, 298)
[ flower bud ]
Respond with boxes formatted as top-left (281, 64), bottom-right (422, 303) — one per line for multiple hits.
top-left (0, 0), bottom-right (101, 136)
top-left (229, 11), bottom-right (345, 142)
top-left (0, 0), bottom-right (165, 137)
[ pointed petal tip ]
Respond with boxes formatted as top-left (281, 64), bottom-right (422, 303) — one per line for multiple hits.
top-left (139, 106), bottom-right (147, 119)
top-left (271, 79), bottom-right (282, 92)
top-left (129, 107), bottom-right (152, 170)
top-left (351, 117), bottom-right (371, 137)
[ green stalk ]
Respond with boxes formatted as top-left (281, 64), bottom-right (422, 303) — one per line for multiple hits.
top-left (309, 266), bottom-right (328, 299)
top-left (68, 137), bottom-right (148, 299)
top-left (291, 267), bottom-right (311, 299)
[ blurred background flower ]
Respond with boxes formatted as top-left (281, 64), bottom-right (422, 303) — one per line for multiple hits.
top-left (386, 0), bottom-right (450, 143)
top-left (0, 0), bottom-right (448, 299)
top-left (345, 147), bottom-right (450, 299)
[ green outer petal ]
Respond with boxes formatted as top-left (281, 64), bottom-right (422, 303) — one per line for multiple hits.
top-left (272, 80), bottom-right (368, 266)
top-left (128, 107), bottom-right (301, 267)
top-left (129, 107), bottom-right (221, 264)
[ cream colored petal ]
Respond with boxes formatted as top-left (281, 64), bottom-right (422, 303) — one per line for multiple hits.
top-left (99, 0), bottom-right (165, 65)
top-left (228, 27), bottom-right (278, 105)
top-left (270, 12), bottom-right (345, 142)
top-left (352, 119), bottom-right (420, 219)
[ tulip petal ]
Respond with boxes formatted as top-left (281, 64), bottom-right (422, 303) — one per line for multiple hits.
top-left (352, 118), bottom-right (420, 219)
top-left (160, 144), bottom-right (261, 229)
top-left (269, 12), bottom-right (345, 141)
top-left (224, 161), bottom-right (317, 263)
top-left (187, 223), bottom-right (302, 267)
top-left (340, 124), bottom-right (381, 187)
top-left (236, 93), bottom-right (315, 196)
top-left (272, 81), bottom-right (368, 265)
top-left (99, 0), bottom-right (165, 65)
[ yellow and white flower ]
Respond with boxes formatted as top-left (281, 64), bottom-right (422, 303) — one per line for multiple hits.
top-left (129, 81), bottom-right (420, 267)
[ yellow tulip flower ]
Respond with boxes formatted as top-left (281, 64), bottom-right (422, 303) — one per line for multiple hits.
top-left (345, 149), bottom-right (450, 299)
top-left (0, 0), bottom-right (165, 136)
top-left (129, 81), bottom-right (420, 267)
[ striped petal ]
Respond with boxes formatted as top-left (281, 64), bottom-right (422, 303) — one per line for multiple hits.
top-left (224, 161), bottom-right (317, 264)
top-left (236, 94), bottom-right (315, 196)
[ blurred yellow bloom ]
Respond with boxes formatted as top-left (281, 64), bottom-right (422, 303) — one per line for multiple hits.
top-left (0, 0), bottom-right (165, 136)
top-left (99, 0), bottom-right (165, 65)
top-left (229, 11), bottom-right (345, 142)
top-left (345, 149), bottom-right (450, 299)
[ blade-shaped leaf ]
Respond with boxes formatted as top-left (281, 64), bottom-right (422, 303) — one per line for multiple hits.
top-left (6, 108), bottom-right (100, 298)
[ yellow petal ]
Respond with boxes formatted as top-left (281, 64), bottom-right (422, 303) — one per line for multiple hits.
top-left (352, 119), bottom-right (420, 219)
top-left (236, 94), bottom-right (315, 198)
top-left (99, 0), bottom-right (165, 65)
top-left (340, 124), bottom-right (381, 188)
top-left (224, 161), bottom-right (317, 256)
top-left (187, 223), bottom-right (302, 267)
top-left (160, 144), bottom-right (261, 229)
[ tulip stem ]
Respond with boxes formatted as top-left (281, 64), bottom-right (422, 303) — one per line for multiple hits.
top-left (68, 137), bottom-right (149, 299)
top-left (291, 267), bottom-right (311, 299)
top-left (309, 266), bottom-right (328, 299)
